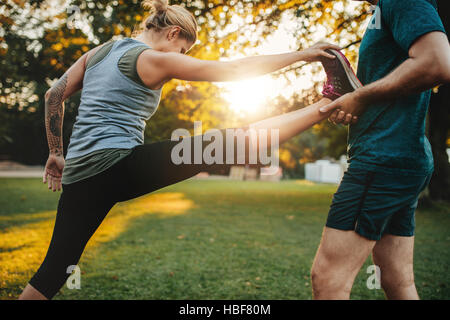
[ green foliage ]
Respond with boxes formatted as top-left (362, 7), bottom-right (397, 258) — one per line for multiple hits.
top-left (0, 0), bottom-right (369, 165)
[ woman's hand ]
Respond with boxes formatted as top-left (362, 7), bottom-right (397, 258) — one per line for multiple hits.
top-left (43, 154), bottom-right (65, 192)
top-left (300, 42), bottom-right (342, 62)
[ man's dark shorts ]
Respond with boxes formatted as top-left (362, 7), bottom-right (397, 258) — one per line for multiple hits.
top-left (326, 165), bottom-right (432, 241)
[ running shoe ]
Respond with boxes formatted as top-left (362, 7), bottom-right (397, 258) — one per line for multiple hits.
top-left (321, 49), bottom-right (363, 100)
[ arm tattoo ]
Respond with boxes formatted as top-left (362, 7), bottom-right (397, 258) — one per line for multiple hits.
top-left (45, 72), bottom-right (68, 156)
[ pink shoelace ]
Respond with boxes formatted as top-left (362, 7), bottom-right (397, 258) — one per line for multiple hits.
top-left (322, 75), bottom-right (341, 100)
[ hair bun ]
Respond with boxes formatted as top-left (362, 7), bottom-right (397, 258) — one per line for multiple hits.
top-left (142, 0), bottom-right (168, 13)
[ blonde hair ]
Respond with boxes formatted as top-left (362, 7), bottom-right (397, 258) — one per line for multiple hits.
top-left (140, 0), bottom-right (198, 44)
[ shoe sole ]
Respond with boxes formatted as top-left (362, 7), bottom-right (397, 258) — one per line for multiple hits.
top-left (329, 49), bottom-right (363, 90)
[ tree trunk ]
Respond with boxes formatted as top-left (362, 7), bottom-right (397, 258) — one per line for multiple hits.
top-left (427, 0), bottom-right (450, 202)
top-left (428, 85), bottom-right (450, 201)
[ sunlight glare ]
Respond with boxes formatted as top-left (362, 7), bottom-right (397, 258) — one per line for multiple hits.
top-left (221, 13), bottom-right (318, 116)
top-left (223, 77), bottom-right (276, 115)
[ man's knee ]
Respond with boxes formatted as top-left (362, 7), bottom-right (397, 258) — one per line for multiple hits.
top-left (379, 267), bottom-right (415, 292)
top-left (311, 259), bottom-right (352, 296)
top-left (311, 264), bottom-right (329, 295)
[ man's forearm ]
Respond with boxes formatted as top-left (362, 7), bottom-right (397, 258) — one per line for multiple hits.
top-left (45, 73), bottom-right (68, 156)
top-left (354, 56), bottom-right (447, 106)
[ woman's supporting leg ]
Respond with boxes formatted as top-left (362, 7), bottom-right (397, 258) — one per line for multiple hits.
top-left (20, 98), bottom-right (332, 299)
top-left (19, 283), bottom-right (47, 300)
top-left (20, 173), bottom-right (116, 300)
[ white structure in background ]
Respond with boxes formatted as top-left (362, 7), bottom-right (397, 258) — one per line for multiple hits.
top-left (305, 156), bottom-right (348, 184)
top-left (229, 166), bottom-right (246, 180)
top-left (259, 167), bottom-right (283, 182)
top-left (228, 166), bottom-right (282, 182)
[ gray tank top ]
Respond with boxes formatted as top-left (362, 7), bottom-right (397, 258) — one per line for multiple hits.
top-left (65, 38), bottom-right (162, 160)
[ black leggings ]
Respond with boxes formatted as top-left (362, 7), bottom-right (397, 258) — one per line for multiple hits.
top-left (29, 129), bottom-right (265, 299)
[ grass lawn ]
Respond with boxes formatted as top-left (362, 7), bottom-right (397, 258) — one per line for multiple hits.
top-left (0, 178), bottom-right (449, 300)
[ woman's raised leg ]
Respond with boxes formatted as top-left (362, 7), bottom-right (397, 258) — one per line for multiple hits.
top-left (249, 98), bottom-right (332, 145)
top-left (116, 98), bottom-right (333, 201)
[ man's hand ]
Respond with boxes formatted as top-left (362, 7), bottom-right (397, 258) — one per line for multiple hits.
top-left (319, 91), bottom-right (364, 125)
top-left (43, 154), bottom-right (65, 192)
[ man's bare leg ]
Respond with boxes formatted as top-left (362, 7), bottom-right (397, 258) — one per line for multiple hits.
top-left (311, 227), bottom-right (376, 300)
top-left (372, 234), bottom-right (418, 300)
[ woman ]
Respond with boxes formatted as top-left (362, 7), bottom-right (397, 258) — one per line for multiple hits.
top-left (19, 0), bottom-right (358, 299)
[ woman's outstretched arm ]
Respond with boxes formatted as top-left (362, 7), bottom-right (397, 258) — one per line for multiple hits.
top-left (138, 42), bottom-right (340, 87)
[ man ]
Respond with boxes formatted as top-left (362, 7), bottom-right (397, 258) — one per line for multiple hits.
top-left (312, 0), bottom-right (450, 299)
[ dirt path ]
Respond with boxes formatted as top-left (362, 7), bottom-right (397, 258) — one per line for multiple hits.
top-left (0, 161), bottom-right (43, 178)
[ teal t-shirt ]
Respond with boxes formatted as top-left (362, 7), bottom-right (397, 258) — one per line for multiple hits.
top-left (348, 0), bottom-right (446, 175)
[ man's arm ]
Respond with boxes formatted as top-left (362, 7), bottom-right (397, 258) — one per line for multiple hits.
top-left (320, 31), bottom-right (450, 124)
top-left (354, 31), bottom-right (450, 104)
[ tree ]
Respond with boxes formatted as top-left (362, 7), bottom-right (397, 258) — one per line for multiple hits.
top-left (428, 0), bottom-right (450, 202)
top-left (429, 85), bottom-right (450, 202)
top-left (0, 0), bottom-right (369, 166)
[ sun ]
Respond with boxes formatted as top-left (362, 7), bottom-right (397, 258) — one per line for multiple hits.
top-left (219, 10), bottom-right (333, 117)
top-left (222, 76), bottom-right (277, 116)
top-left (219, 13), bottom-right (316, 117)
top-left (221, 72), bottom-right (315, 117)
